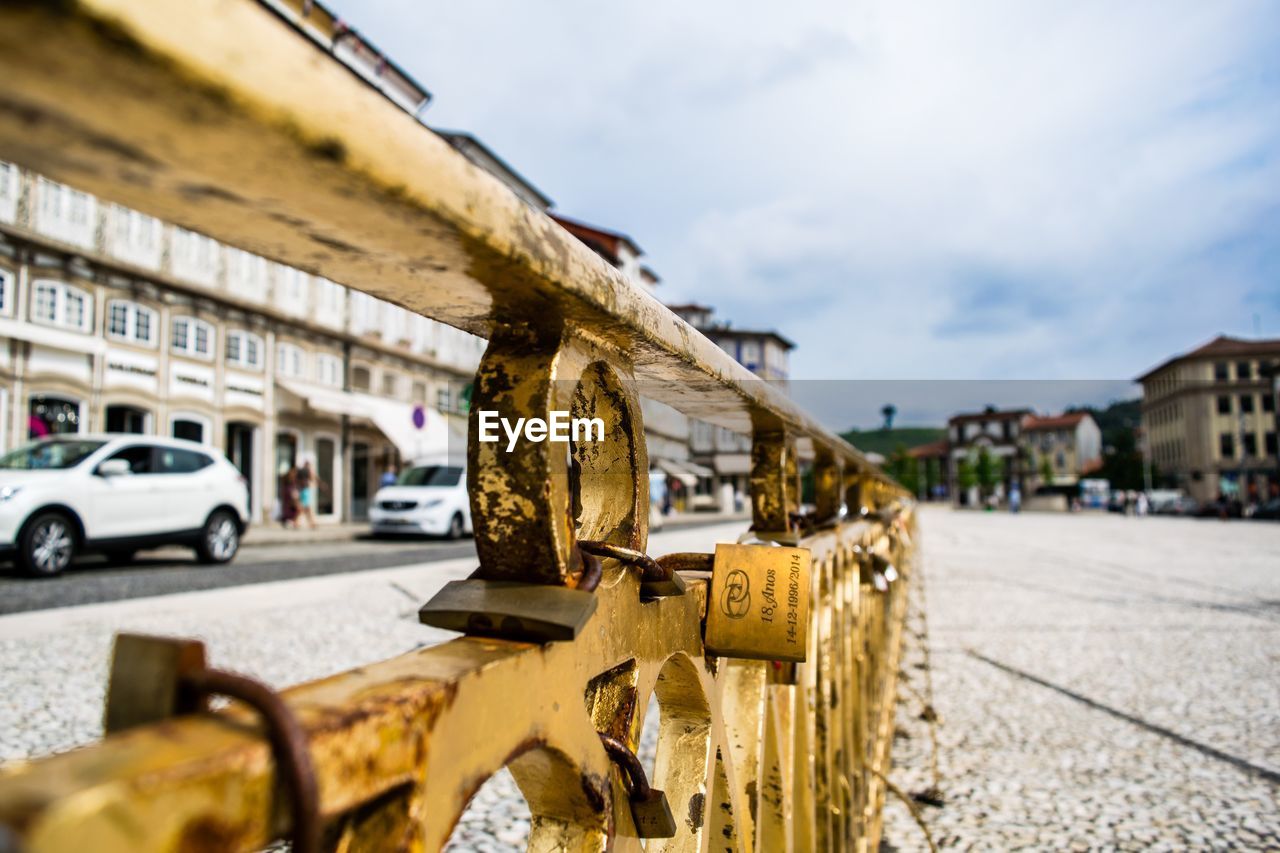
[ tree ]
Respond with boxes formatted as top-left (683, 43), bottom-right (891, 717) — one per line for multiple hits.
top-left (881, 404), bottom-right (897, 431)
top-left (1039, 455), bottom-right (1054, 485)
top-left (975, 447), bottom-right (1000, 496)
top-left (886, 443), bottom-right (920, 496)
top-left (956, 456), bottom-right (977, 493)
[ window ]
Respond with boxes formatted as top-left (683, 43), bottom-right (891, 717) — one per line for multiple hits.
top-left (437, 386), bottom-right (452, 412)
top-left (171, 316), bottom-right (215, 359)
top-left (225, 330), bottom-right (264, 370)
top-left (1214, 362), bottom-right (1229, 381)
top-left (35, 178), bottom-right (97, 247)
top-left (316, 353), bottom-right (343, 387)
top-left (105, 444), bottom-right (158, 474)
top-left (225, 248), bottom-right (268, 298)
top-left (1216, 395), bottom-right (1231, 415)
top-left (31, 280), bottom-right (93, 332)
top-left (381, 371), bottom-right (399, 396)
top-left (1266, 432), bottom-right (1278, 457)
top-left (158, 446), bottom-right (213, 473)
top-left (172, 418), bottom-right (207, 444)
top-left (277, 266), bottom-right (310, 309)
top-left (1264, 393), bottom-right (1276, 414)
top-left (1242, 433), bottom-right (1257, 457)
top-left (106, 300), bottom-right (157, 346)
top-left (171, 228), bottom-right (221, 285)
top-left (411, 381), bottom-right (427, 402)
top-left (29, 396), bottom-right (83, 438)
top-left (0, 268), bottom-right (11, 314)
top-left (276, 342), bottom-right (307, 379)
top-left (350, 365), bottom-right (371, 390)
top-left (1236, 361), bottom-right (1252, 380)
top-left (109, 206), bottom-right (161, 265)
top-left (1219, 433), bottom-right (1234, 459)
top-left (1240, 394), bottom-right (1254, 414)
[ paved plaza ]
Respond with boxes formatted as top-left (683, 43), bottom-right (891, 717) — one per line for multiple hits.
top-left (2, 510), bottom-right (1277, 849)
top-left (883, 506), bottom-right (1280, 850)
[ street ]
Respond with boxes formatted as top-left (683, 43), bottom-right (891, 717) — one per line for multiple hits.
top-left (882, 507), bottom-right (1280, 851)
top-left (0, 537), bottom-right (476, 615)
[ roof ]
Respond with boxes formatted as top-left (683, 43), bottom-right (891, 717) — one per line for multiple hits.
top-left (1135, 335), bottom-right (1280, 382)
top-left (639, 265), bottom-right (661, 285)
top-left (705, 326), bottom-right (796, 351)
top-left (1023, 412), bottom-right (1091, 431)
top-left (948, 408), bottom-right (1031, 425)
top-left (907, 439), bottom-right (950, 458)
top-left (551, 214), bottom-right (643, 263)
top-left (666, 302), bottom-right (714, 314)
top-left (433, 130), bottom-right (553, 210)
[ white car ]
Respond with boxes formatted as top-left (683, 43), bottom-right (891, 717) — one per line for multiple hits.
top-left (0, 434), bottom-right (251, 576)
top-left (369, 463), bottom-right (471, 539)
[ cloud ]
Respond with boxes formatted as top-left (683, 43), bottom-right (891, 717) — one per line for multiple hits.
top-left (353, 0), bottom-right (1280, 394)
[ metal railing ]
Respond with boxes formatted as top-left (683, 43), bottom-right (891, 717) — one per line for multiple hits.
top-left (0, 2), bottom-right (917, 850)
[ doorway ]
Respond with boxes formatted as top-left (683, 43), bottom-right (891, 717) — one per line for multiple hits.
top-left (226, 421), bottom-right (256, 512)
top-left (351, 441), bottom-right (370, 520)
top-left (315, 436), bottom-right (336, 517)
top-left (106, 404), bottom-right (149, 434)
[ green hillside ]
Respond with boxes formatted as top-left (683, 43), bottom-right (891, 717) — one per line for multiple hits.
top-left (840, 427), bottom-right (946, 457)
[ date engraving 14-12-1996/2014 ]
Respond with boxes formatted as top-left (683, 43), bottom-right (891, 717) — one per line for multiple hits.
top-left (704, 543), bottom-right (812, 663)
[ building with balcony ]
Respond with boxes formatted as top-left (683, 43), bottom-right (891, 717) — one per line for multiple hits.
top-left (1137, 335), bottom-right (1280, 503)
top-left (946, 406), bottom-right (1031, 505)
top-left (0, 163), bottom-right (483, 525)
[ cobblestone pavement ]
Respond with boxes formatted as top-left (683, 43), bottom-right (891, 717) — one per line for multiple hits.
top-left (881, 507), bottom-right (1280, 851)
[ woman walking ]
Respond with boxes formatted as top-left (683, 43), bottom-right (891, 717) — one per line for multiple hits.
top-left (278, 466), bottom-right (299, 528)
top-left (296, 460), bottom-right (326, 530)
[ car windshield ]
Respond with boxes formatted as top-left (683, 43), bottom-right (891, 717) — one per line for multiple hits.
top-left (0, 439), bottom-right (106, 470)
top-left (398, 465), bottom-right (463, 487)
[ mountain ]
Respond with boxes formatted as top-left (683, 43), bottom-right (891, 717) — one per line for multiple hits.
top-left (840, 427), bottom-right (946, 457)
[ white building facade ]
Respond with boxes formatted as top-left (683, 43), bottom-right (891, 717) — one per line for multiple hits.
top-left (0, 163), bottom-right (484, 525)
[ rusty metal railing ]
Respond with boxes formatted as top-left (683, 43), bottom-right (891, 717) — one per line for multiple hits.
top-left (0, 2), bottom-right (917, 850)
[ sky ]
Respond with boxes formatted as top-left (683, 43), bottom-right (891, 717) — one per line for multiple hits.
top-left (348, 0), bottom-right (1279, 425)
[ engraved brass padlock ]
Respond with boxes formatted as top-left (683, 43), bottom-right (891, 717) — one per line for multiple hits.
top-left (703, 543), bottom-right (811, 662)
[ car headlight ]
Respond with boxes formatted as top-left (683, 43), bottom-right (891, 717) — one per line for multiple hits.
top-left (0, 486), bottom-right (22, 503)
top-left (423, 499), bottom-right (444, 508)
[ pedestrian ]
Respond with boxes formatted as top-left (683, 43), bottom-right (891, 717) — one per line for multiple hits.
top-left (278, 466), bottom-right (299, 528)
top-left (380, 464), bottom-right (399, 488)
top-left (1009, 483), bottom-right (1022, 514)
top-left (1135, 492), bottom-right (1149, 517)
top-left (296, 460), bottom-right (326, 530)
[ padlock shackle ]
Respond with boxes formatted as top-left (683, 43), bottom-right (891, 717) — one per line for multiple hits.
top-left (597, 733), bottom-right (653, 801)
top-left (578, 540), bottom-right (667, 584)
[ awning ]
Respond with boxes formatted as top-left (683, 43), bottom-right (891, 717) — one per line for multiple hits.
top-left (681, 459), bottom-right (714, 478)
top-left (653, 457), bottom-right (697, 487)
top-left (276, 379), bottom-right (450, 461)
top-left (714, 453), bottom-right (751, 475)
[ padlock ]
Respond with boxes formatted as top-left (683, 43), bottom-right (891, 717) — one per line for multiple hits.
top-left (629, 787), bottom-right (678, 838)
top-left (418, 578), bottom-right (598, 643)
top-left (104, 633), bottom-right (210, 734)
top-left (703, 542), bottom-right (811, 662)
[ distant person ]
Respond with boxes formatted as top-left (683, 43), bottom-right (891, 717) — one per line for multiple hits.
top-left (1009, 484), bottom-right (1022, 514)
top-left (1135, 492), bottom-right (1149, 517)
top-left (380, 464), bottom-right (399, 488)
top-left (296, 461), bottom-right (326, 530)
top-left (278, 467), bottom-right (299, 528)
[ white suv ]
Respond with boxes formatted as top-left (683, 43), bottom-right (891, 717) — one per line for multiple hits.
top-left (0, 435), bottom-right (251, 576)
top-left (369, 463), bottom-right (471, 539)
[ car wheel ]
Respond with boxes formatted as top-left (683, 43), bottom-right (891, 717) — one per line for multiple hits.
top-left (196, 510), bottom-right (240, 564)
top-left (18, 512), bottom-right (77, 577)
top-left (447, 512), bottom-right (464, 541)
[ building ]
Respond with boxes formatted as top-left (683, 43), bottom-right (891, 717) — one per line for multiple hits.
top-left (0, 162), bottom-right (484, 524)
top-left (669, 304), bottom-right (795, 509)
top-left (668, 303), bottom-right (794, 382)
top-left (1022, 412), bottom-right (1103, 486)
top-left (946, 407), bottom-right (1030, 505)
top-left (1137, 335), bottom-right (1280, 503)
top-left (906, 439), bottom-right (950, 501)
